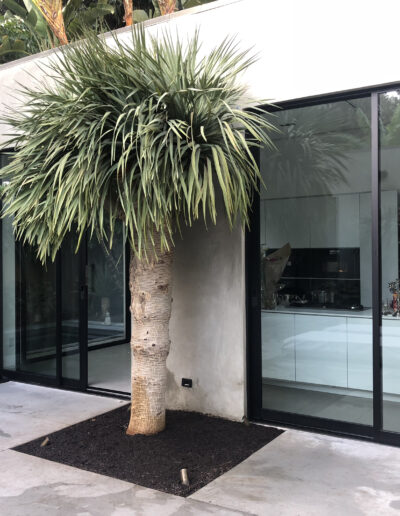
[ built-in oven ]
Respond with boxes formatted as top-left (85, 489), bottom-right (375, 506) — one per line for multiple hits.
top-left (265, 247), bottom-right (362, 309)
top-left (282, 248), bottom-right (360, 280)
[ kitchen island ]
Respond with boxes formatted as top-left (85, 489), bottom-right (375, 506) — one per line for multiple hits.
top-left (262, 307), bottom-right (400, 395)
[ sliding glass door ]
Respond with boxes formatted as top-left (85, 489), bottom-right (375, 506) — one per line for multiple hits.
top-left (249, 90), bottom-right (400, 444)
top-left (18, 244), bottom-right (58, 378)
top-left (1, 199), bottom-right (87, 388)
top-left (380, 90), bottom-right (400, 436)
top-left (0, 155), bottom-right (129, 392)
top-left (87, 223), bottom-right (130, 394)
top-left (13, 238), bottom-right (86, 387)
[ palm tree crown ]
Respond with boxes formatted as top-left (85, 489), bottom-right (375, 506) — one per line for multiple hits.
top-left (1, 27), bottom-right (275, 260)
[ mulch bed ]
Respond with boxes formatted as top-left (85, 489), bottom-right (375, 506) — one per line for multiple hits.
top-left (14, 406), bottom-right (283, 496)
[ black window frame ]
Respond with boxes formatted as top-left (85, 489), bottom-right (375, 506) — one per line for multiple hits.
top-left (0, 150), bottom-right (131, 395)
top-left (246, 86), bottom-right (400, 447)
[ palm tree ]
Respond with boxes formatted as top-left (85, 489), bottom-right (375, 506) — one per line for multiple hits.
top-left (0, 28), bottom-right (274, 435)
top-left (3, 0), bottom-right (124, 51)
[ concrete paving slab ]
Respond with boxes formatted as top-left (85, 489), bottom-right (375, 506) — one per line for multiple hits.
top-left (0, 449), bottom-right (250, 516)
top-left (0, 381), bottom-right (127, 450)
top-left (190, 430), bottom-right (400, 516)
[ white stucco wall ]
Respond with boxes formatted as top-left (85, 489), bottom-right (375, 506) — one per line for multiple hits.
top-left (1, 0), bottom-right (400, 419)
top-left (3, 0), bottom-right (400, 137)
top-left (167, 205), bottom-right (246, 420)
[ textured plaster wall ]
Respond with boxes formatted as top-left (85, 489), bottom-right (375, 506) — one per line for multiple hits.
top-left (167, 207), bottom-right (246, 420)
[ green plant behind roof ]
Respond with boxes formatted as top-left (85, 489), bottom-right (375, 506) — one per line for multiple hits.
top-left (1, 27), bottom-right (275, 262)
top-left (0, 0), bottom-right (115, 52)
top-left (0, 13), bottom-right (41, 62)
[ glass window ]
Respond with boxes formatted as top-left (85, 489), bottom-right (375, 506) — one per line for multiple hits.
top-left (87, 223), bottom-right (126, 346)
top-left (379, 90), bottom-right (400, 433)
top-left (260, 97), bottom-right (373, 425)
top-left (1, 153), bottom-right (57, 379)
top-left (1, 154), bottom-right (16, 371)
top-left (18, 244), bottom-right (57, 377)
top-left (1, 153), bottom-right (128, 390)
top-left (87, 222), bottom-right (129, 392)
top-left (61, 233), bottom-right (81, 380)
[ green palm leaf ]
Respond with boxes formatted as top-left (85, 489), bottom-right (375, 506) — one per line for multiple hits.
top-left (1, 26), bottom-right (275, 262)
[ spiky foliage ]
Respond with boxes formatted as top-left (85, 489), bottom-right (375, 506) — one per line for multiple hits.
top-left (1, 27), bottom-right (274, 261)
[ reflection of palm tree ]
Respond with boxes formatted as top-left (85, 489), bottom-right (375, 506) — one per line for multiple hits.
top-left (89, 228), bottom-right (124, 295)
top-left (264, 102), bottom-right (370, 192)
top-left (380, 93), bottom-right (400, 147)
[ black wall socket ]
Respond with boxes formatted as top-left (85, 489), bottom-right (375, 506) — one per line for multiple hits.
top-left (181, 378), bottom-right (192, 388)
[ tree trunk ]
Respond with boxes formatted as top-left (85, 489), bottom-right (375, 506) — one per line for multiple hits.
top-left (123, 0), bottom-right (133, 26)
top-left (32, 0), bottom-right (69, 45)
top-left (158, 0), bottom-right (176, 15)
top-left (126, 232), bottom-right (173, 435)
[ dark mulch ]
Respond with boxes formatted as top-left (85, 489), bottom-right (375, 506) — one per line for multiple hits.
top-left (14, 406), bottom-right (283, 496)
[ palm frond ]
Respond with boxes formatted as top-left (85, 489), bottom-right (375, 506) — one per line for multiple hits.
top-left (1, 26), bottom-right (275, 262)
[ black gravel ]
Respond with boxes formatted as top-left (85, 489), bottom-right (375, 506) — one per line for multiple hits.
top-left (14, 406), bottom-right (283, 496)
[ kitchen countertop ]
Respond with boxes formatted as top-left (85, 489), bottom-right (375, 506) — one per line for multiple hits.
top-left (262, 306), bottom-right (400, 320)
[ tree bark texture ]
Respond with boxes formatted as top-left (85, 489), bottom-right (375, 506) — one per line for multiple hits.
top-left (158, 0), bottom-right (176, 15)
top-left (123, 0), bottom-right (133, 26)
top-left (32, 0), bottom-right (69, 45)
top-left (126, 232), bottom-right (173, 435)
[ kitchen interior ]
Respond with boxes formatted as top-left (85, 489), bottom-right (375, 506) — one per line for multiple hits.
top-left (260, 94), bottom-right (400, 432)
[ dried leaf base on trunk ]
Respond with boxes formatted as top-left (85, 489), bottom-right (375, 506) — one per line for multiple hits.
top-left (127, 233), bottom-right (173, 436)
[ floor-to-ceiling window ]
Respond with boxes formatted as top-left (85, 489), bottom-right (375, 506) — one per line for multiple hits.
top-left (87, 225), bottom-right (130, 393)
top-left (259, 96), bottom-right (373, 425)
top-left (18, 244), bottom-right (57, 378)
top-left (1, 153), bottom-right (16, 373)
top-left (380, 90), bottom-right (400, 435)
top-left (248, 90), bottom-right (400, 444)
top-left (1, 153), bottom-right (129, 392)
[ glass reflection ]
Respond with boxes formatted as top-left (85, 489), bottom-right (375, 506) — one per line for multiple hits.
top-left (260, 97), bottom-right (373, 424)
top-left (87, 223), bottom-right (129, 393)
top-left (380, 90), bottom-right (400, 434)
top-left (1, 154), bottom-right (16, 371)
top-left (19, 245), bottom-right (57, 377)
top-left (61, 233), bottom-right (81, 380)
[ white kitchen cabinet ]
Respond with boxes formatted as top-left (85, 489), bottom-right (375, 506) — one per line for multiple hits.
top-left (261, 311), bottom-right (400, 395)
top-left (347, 318), bottom-right (373, 391)
top-left (294, 314), bottom-right (347, 387)
top-left (261, 311), bottom-right (295, 381)
top-left (260, 200), bottom-right (266, 247)
top-left (264, 193), bottom-right (360, 250)
top-left (264, 198), bottom-right (310, 249)
top-left (359, 193), bottom-right (372, 308)
top-left (360, 190), bottom-right (398, 307)
top-left (308, 194), bottom-right (359, 248)
top-left (382, 319), bottom-right (400, 395)
top-left (336, 194), bottom-right (360, 247)
top-left (308, 196), bottom-right (338, 248)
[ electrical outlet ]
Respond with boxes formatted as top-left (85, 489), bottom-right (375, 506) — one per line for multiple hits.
top-left (181, 378), bottom-right (192, 388)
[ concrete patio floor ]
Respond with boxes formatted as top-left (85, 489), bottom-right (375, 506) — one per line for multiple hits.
top-left (190, 430), bottom-right (400, 515)
top-left (1, 381), bottom-right (400, 515)
top-left (0, 381), bottom-right (127, 451)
